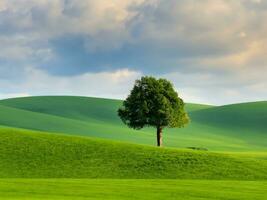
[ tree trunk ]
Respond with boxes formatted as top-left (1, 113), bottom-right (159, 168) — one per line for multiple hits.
top-left (157, 127), bottom-right (163, 147)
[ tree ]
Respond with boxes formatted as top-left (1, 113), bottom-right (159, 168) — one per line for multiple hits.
top-left (118, 76), bottom-right (189, 147)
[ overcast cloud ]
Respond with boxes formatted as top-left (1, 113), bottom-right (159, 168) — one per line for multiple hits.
top-left (0, 0), bottom-right (266, 105)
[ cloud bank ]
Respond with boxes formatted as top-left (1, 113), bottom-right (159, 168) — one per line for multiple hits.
top-left (0, 0), bottom-right (266, 104)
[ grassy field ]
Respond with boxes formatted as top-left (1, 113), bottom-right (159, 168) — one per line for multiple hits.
top-left (0, 96), bottom-right (266, 151)
top-left (0, 179), bottom-right (267, 200)
top-left (0, 96), bottom-right (266, 199)
top-left (1, 127), bottom-right (267, 179)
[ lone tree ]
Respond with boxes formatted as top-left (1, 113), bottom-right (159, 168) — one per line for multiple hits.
top-left (118, 76), bottom-right (189, 147)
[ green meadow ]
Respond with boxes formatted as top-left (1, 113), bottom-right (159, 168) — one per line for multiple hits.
top-left (0, 96), bottom-right (267, 199)
top-left (1, 128), bottom-right (267, 179)
top-left (1, 179), bottom-right (267, 200)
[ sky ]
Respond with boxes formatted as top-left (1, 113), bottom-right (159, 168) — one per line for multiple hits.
top-left (0, 0), bottom-right (266, 105)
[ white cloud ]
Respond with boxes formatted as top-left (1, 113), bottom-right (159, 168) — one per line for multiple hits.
top-left (0, 67), bottom-right (142, 99)
top-left (0, 0), bottom-right (267, 104)
top-left (1, 0), bottom-right (267, 59)
top-left (162, 69), bottom-right (267, 105)
top-left (0, 93), bottom-right (30, 100)
top-left (0, 1), bottom-right (7, 12)
top-left (0, 65), bottom-right (266, 105)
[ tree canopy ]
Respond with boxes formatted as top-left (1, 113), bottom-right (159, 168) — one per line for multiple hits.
top-left (118, 76), bottom-right (189, 146)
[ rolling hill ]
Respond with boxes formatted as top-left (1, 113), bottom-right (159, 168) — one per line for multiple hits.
top-left (0, 96), bottom-right (267, 199)
top-left (0, 96), bottom-right (266, 151)
top-left (1, 127), bottom-right (267, 179)
top-left (191, 101), bottom-right (267, 132)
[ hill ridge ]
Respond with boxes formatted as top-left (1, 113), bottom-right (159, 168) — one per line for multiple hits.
top-left (0, 96), bottom-right (266, 151)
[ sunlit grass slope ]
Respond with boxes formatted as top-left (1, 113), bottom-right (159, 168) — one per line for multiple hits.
top-left (1, 179), bottom-right (267, 200)
top-left (0, 96), bottom-right (266, 151)
top-left (0, 127), bottom-right (267, 179)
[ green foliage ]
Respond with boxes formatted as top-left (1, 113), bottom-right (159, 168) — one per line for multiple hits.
top-left (118, 76), bottom-right (189, 130)
top-left (1, 179), bottom-right (267, 200)
top-left (1, 127), bottom-right (267, 179)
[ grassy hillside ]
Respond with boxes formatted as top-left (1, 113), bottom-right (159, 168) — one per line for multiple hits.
top-left (0, 96), bottom-right (123, 124)
top-left (0, 96), bottom-right (210, 124)
top-left (1, 179), bottom-right (267, 200)
top-left (0, 96), bottom-right (266, 151)
top-left (0, 103), bottom-right (155, 145)
top-left (0, 127), bottom-right (267, 179)
top-left (0, 97), bottom-right (266, 200)
top-left (191, 101), bottom-right (267, 132)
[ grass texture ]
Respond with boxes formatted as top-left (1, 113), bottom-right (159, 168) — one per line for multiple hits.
top-left (0, 127), bottom-right (267, 179)
top-left (0, 179), bottom-right (266, 200)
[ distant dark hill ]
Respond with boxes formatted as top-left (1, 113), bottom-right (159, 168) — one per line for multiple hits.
top-left (190, 101), bottom-right (267, 132)
top-left (0, 96), bottom-right (210, 124)
top-left (0, 96), bottom-right (122, 124)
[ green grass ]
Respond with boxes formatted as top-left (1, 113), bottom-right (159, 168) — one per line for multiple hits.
top-left (0, 179), bottom-right (267, 200)
top-left (0, 96), bottom-right (267, 199)
top-left (1, 127), bottom-right (267, 179)
top-left (0, 96), bottom-right (266, 151)
top-left (191, 101), bottom-right (267, 132)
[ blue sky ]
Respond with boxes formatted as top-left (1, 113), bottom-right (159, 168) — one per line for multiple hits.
top-left (0, 0), bottom-right (266, 105)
